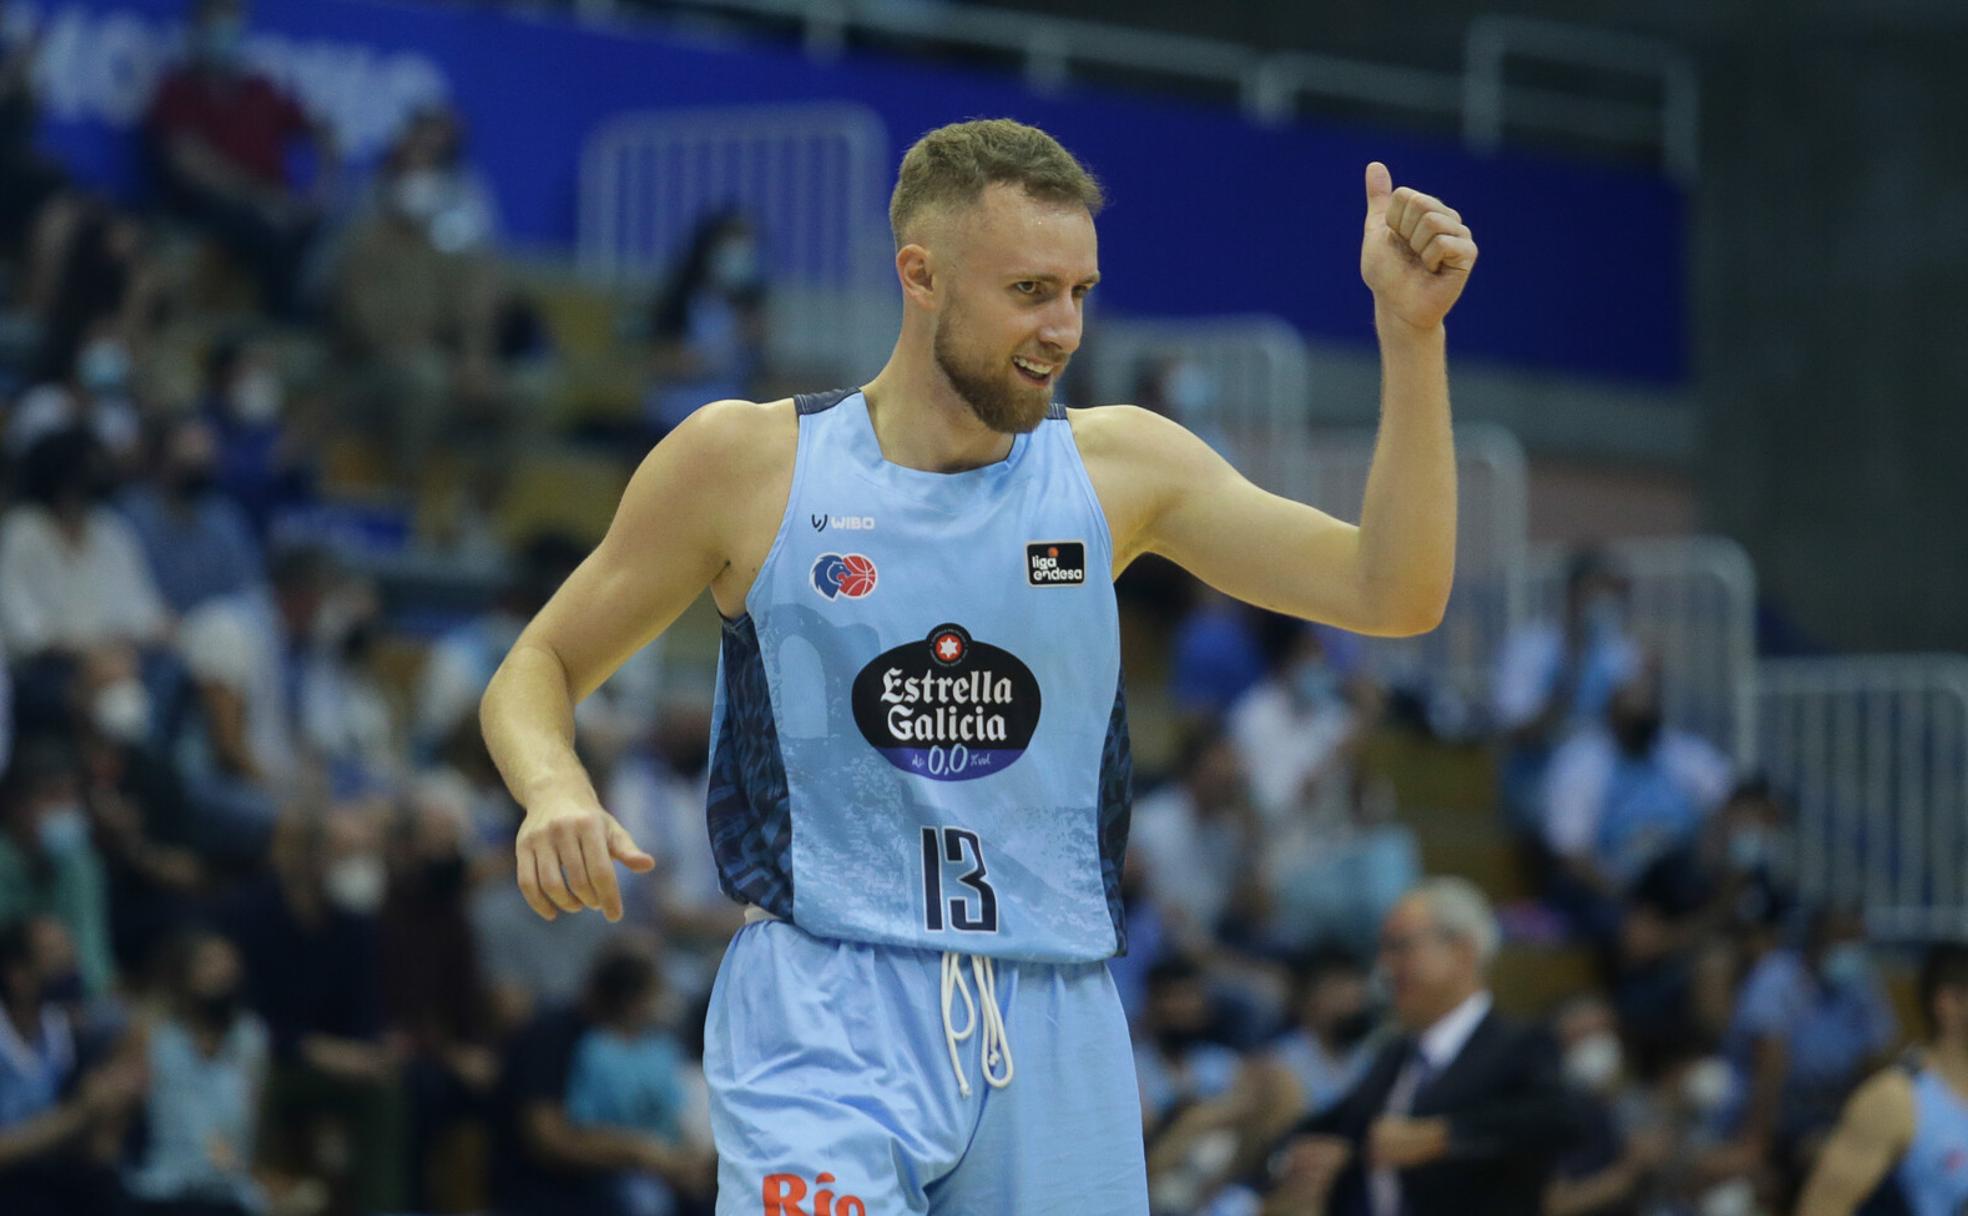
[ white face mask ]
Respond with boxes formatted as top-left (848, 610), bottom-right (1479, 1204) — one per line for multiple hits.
top-left (1681, 1055), bottom-right (1735, 1115)
top-left (324, 856), bottom-right (387, 915)
top-left (37, 805), bottom-right (90, 857)
top-left (230, 368), bottom-right (284, 425)
top-left (92, 679), bottom-right (153, 745)
top-left (1563, 1032), bottom-right (1622, 1093)
top-left (79, 338), bottom-right (130, 395)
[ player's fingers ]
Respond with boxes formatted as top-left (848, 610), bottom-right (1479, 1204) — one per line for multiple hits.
top-left (1392, 189), bottom-right (1459, 240)
top-left (1420, 234), bottom-right (1478, 273)
top-left (575, 826), bottom-right (624, 922)
top-left (607, 820), bottom-right (657, 872)
top-left (1384, 187), bottom-right (1415, 242)
top-left (535, 836), bottom-right (584, 913)
top-left (551, 819), bottom-right (602, 910)
top-left (1405, 210), bottom-right (1467, 257)
top-left (516, 845), bottom-right (557, 921)
top-left (1363, 161), bottom-right (1394, 223)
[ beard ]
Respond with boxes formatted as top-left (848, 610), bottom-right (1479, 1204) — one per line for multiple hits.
top-left (932, 309), bottom-right (1053, 435)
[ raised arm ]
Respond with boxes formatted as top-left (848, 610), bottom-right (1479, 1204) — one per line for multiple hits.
top-left (1081, 164), bottom-right (1472, 637)
top-left (480, 399), bottom-right (776, 922)
top-left (1795, 1069), bottom-right (1915, 1216)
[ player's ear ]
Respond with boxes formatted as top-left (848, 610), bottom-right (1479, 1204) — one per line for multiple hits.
top-left (896, 242), bottom-right (938, 310)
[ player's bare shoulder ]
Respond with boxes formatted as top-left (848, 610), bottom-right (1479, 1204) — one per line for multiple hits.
top-left (1064, 402), bottom-right (1213, 575)
top-left (655, 397), bottom-right (800, 612)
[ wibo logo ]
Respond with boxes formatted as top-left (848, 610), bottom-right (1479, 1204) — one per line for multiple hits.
top-left (810, 514), bottom-right (875, 532)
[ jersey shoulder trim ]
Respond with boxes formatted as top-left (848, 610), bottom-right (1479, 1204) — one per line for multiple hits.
top-left (795, 388), bottom-right (857, 416)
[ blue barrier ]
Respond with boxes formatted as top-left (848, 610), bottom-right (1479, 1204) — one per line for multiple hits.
top-left (10, 0), bottom-right (1686, 382)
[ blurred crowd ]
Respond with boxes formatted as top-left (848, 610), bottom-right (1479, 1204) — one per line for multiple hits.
top-left (0, 2), bottom-right (1916, 1216)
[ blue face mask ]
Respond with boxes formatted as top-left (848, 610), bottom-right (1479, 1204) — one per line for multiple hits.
top-left (37, 806), bottom-right (90, 858)
top-left (1292, 662), bottom-right (1340, 707)
top-left (1821, 942), bottom-right (1870, 991)
top-left (1727, 827), bottom-right (1769, 871)
top-left (198, 17), bottom-right (243, 66)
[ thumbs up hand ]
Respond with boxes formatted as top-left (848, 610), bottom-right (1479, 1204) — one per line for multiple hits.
top-left (1360, 161), bottom-right (1478, 332)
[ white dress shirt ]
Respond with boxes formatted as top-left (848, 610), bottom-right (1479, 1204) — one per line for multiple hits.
top-left (1369, 989), bottom-right (1494, 1216)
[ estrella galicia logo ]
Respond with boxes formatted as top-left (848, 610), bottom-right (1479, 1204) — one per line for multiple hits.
top-left (1026, 540), bottom-right (1086, 586)
top-left (811, 553), bottom-right (878, 600)
top-left (851, 623), bottom-right (1041, 781)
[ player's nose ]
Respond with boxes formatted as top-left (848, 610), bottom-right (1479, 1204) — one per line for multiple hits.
top-left (1037, 297), bottom-right (1082, 355)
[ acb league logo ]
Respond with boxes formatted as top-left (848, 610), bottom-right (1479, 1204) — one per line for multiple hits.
top-left (851, 623), bottom-right (1042, 781)
top-left (811, 553), bottom-right (877, 600)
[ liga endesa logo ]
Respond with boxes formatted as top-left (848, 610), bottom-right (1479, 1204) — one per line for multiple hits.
top-left (764, 1171), bottom-right (866, 1215)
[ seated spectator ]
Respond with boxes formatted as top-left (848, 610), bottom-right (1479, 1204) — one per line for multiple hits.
top-left (333, 103), bottom-right (508, 480)
top-left (125, 929), bottom-right (268, 1216)
top-left (198, 335), bottom-right (318, 538)
top-left (0, 916), bottom-right (146, 1216)
top-left (1541, 663), bottom-right (1734, 941)
top-left (145, 0), bottom-right (335, 317)
top-left (295, 571), bottom-right (400, 794)
top-left (0, 737), bottom-right (117, 998)
top-left (1715, 906), bottom-right (1897, 1189)
top-left (1544, 994), bottom-right (1670, 1216)
top-left (220, 805), bottom-right (406, 1214)
top-left (1137, 958), bottom-right (1244, 1138)
top-left (491, 941), bottom-right (712, 1216)
top-left (1167, 587), bottom-right (1267, 722)
top-left (1492, 548), bottom-right (1641, 835)
top-left (641, 209), bottom-right (767, 436)
top-left (1130, 724), bottom-right (1262, 953)
top-left (117, 415), bottom-right (264, 615)
top-left (378, 789), bottom-right (497, 1212)
top-left (1690, 774), bottom-right (1797, 936)
top-left (0, 428), bottom-right (169, 668)
top-left (1228, 623), bottom-right (1364, 829)
top-left (9, 315), bottom-right (143, 466)
top-left (1266, 878), bottom-right (1575, 1216)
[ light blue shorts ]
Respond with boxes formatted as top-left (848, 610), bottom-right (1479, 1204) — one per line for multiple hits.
top-left (703, 917), bottom-right (1149, 1215)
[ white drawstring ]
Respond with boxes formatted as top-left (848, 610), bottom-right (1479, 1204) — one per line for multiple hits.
top-left (940, 951), bottom-right (1014, 1097)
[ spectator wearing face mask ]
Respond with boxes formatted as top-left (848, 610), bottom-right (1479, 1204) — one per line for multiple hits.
top-left (125, 930), bottom-right (268, 1216)
top-left (1545, 995), bottom-right (1671, 1216)
top-left (1540, 662), bottom-right (1734, 943)
top-left (145, 0), bottom-right (336, 317)
top-left (1130, 724), bottom-right (1264, 955)
top-left (333, 103), bottom-right (507, 481)
top-left (1709, 906), bottom-right (1897, 1194)
top-left (641, 209), bottom-right (768, 437)
top-left (0, 915), bottom-right (147, 1216)
top-left (116, 415), bottom-right (264, 616)
top-left (1138, 958), bottom-right (1246, 1139)
top-left (199, 336), bottom-right (317, 538)
top-left (0, 428), bottom-right (169, 667)
top-left (0, 737), bottom-right (116, 999)
top-left (219, 804), bottom-right (408, 1213)
top-left (9, 316), bottom-right (143, 465)
top-left (1492, 549), bottom-right (1642, 839)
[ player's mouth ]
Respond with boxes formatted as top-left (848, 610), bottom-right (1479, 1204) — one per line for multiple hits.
top-left (1011, 354), bottom-right (1055, 385)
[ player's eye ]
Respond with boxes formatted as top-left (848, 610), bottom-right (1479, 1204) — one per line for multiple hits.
top-left (1013, 281), bottom-right (1039, 295)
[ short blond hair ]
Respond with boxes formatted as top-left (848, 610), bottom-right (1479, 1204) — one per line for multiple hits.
top-left (889, 118), bottom-right (1104, 249)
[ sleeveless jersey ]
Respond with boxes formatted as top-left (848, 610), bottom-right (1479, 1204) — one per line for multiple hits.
top-left (1893, 1063), bottom-right (1968, 1216)
top-left (702, 388), bottom-right (1132, 963)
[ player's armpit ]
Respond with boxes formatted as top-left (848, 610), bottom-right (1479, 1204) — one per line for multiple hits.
top-left (1075, 405), bottom-right (1416, 636)
top-left (1796, 1069), bottom-right (1916, 1216)
top-left (515, 398), bottom-right (775, 702)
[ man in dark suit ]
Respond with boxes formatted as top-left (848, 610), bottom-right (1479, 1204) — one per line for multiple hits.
top-left (1264, 877), bottom-right (1577, 1216)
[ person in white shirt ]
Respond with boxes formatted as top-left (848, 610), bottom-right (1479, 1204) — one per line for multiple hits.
top-left (0, 427), bottom-right (168, 663)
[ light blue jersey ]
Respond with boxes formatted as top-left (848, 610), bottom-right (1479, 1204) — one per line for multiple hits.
top-left (704, 387), bottom-right (1131, 963)
top-left (1894, 1063), bottom-right (1968, 1216)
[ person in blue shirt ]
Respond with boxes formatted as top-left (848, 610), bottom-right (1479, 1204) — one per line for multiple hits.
top-left (482, 117), bottom-right (1476, 1212)
top-left (1797, 942), bottom-right (1968, 1216)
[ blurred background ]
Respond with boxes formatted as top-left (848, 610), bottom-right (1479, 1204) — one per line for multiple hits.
top-left (0, 0), bottom-right (1961, 1214)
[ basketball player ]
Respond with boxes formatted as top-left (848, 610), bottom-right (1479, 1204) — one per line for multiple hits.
top-left (1797, 943), bottom-right (1968, 1216)
top-left (479, 118), bottom-right (1475, 1213)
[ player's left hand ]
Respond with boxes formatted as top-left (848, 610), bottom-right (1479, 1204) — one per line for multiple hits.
top-left (1367, 1114), bottom-right (1452, 1168)
top-left (1360, 162), bottom-right (1478, 331)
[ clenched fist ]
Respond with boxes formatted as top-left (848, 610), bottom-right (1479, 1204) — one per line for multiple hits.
top-left (1361, 162), bottom-right (1478, 331)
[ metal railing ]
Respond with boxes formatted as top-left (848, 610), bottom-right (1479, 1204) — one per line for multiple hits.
top-left (1292, 422), bottom-right (1530, 703)
top-left (1525, 536), bottom-right (1759, 760)
top-left (570, 0), bottom-right (1698, 179)
top-left (1078, 313), bottom-right (1314, 496)
top-left (1759, 656), bottom-right (1968, 940)
top-left (578, 103), bottom-right (893, 375)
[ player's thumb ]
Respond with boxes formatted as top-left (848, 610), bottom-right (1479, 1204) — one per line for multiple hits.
top-left (607, 821), bottom-right (656, 871)
top-left (1364, 161), bottom-right (1393, 221)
